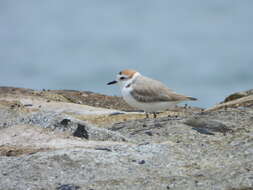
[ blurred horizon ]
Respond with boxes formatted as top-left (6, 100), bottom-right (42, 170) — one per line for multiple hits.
top-left (0, 0), bottom-right (253, 108)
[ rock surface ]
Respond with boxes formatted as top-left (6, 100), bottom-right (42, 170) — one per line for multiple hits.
top-left (0, 87), bottom-right (253, 190)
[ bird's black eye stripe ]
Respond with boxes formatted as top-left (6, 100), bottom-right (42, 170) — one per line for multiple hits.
top-left (120, 77), bottom-right (126, 80)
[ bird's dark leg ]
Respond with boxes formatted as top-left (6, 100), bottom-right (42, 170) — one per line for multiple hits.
top-left (145, 112), bottom-right (149, 118)
top-left (153, 112), bottom-right (157, 118)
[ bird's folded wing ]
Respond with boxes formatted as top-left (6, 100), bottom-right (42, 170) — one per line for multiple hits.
top-left (131, 76), bottom-right (189, 103)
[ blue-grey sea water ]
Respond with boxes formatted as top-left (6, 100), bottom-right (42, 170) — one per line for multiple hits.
top-left (0, 0), bottom-right (252, 108)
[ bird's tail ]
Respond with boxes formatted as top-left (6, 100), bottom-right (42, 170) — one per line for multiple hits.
top-left (187, 96), bottom-right (197, 101)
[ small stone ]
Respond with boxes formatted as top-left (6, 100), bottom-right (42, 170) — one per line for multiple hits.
top-left (73, 124), bottom-right (89, 139)
top-left (145, 131), bottom-right (153, 136)
top-left (138, 160), bottom-right (145, 164)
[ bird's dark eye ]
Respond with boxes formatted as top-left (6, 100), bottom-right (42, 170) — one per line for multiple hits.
top-left (120, 77), bottom-right (126, 80)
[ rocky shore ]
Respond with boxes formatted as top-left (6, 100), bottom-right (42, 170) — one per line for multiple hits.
top-left (0, 86), bottom-right (253, 190)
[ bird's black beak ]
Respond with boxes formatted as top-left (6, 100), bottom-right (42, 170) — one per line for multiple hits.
top-left (107, 80), bottom-right (117, 85)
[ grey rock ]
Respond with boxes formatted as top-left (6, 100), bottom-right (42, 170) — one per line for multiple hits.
top-left (223, 89), bottom-right (253, 103)
top-left (1, 87), bottom-right (253, 190)
top-left (0, 108), bottom-right (129, 142)
top-left (108, 109), bottom-right (246, 143)
top-left (1, 141), bottom-right (253, 190)
top-left (0, 107), bottom-right (24, 129)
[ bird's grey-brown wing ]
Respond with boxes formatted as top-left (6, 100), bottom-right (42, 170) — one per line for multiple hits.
top-left (130, 76), bottom-right (195, 103)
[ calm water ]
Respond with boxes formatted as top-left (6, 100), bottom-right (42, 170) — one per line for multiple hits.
top-left (0, 1), bottom-right (253, 108)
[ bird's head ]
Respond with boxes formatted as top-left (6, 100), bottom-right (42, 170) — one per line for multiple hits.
top-left (107, 69), bottom-right (139, 87)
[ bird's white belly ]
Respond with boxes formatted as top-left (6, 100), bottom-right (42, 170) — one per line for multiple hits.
top-left (122, 88), bottom-right (177, 112)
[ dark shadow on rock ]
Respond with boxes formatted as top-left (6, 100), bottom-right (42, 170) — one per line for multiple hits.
top-left (109, 112), bottom-right (125, 116)
top-left (191, 127), bottom-right (215, 135)
top-left (73, 124), bottom-right (89, 139)
top-left (56, 184), bottom-right (80, 190)
top-left (184, 117), bottom-right (233, 135)
top-left (60, 119), bottom-right (71, 126)
top-left (94, 147), bottom-right (112, 152)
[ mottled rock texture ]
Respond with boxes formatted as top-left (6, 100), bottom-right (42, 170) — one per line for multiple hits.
top-left (0, 87), bottom-right (253, 190)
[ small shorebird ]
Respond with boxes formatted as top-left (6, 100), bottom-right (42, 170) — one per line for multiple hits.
top-left (107, 69), bottom-right (197, 118)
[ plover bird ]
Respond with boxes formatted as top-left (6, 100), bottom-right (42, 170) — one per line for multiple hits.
top-left (107, 69), bottom-right (197, 118)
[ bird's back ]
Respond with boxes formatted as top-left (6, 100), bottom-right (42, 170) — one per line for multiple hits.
top-left (131, 75), bottom-right (196, 102)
